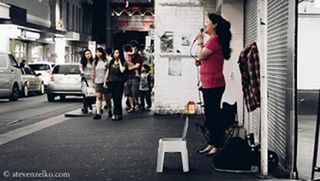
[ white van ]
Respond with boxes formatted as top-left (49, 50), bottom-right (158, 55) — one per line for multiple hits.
top-left (0, 52), bottom-right (22, 101)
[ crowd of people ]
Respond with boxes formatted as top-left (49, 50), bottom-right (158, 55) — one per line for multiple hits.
top-left (79, 40), bottom-right (154, 121)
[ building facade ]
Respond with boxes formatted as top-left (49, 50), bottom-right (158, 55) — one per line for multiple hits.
top-left (91, 0), bottom-right (154, 50)
top-left (153, 0), bottom-right (297, 177)
top-left (0, 0), bottom-right (61, 64)
top-left (53, 0), bottom-right (93, 64)
top-left (0, 0), bottom-right (93, 65)
top-left (297, 1), bottom-right (320, 115)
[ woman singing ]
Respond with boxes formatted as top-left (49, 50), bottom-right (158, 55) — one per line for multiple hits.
top-left (196, 13), bottom-right (232, 156)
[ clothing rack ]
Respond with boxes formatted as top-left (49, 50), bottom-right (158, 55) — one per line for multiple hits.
top-left (311, 89), bottom-right (320, 180)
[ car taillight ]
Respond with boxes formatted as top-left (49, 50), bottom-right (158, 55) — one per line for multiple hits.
top-left (50, 74), bottom-right (54, 82)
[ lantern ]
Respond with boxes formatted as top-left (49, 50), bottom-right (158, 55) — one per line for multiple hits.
top-left (185, 101), bottom-right (196, 114)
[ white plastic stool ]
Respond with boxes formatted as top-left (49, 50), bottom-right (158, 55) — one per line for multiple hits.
top-left (156, 116), bottom-right (189, 173)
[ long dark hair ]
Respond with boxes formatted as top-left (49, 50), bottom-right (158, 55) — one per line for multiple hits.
top-left (110, 49), bottom-right (126, 66)
top-left (80, 49), bottom-right (93, 69)
top-left (94, 47), bottom-right (106, 66)
top-left (208, 13), bottom-right (232, 60)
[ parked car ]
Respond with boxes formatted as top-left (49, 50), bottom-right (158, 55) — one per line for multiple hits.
top-left (20, 65), bottom-right (45, 97)
top-left (28, 62), bottom-right (55, 87)
top-left (0, 51), bottom-right (22, 101)
top-left (47, 64), bottom-right (82, 102)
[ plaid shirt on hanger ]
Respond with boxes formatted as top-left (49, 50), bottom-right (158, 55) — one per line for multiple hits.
top-left (238, 42), bottom-right (261, 112)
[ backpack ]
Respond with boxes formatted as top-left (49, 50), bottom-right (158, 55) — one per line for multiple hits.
top-left (212, 136), bottom-right (279, 172)
top-left (212, 137), bottom-right (260, 172)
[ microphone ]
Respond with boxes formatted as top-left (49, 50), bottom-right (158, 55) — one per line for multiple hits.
top-left (193, 28), bottom-right (204, 43)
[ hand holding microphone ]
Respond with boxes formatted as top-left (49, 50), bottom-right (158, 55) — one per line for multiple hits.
top-left (194, 28), bottom-right (204, 45)
top-left (194, 28), bottom-right (204, 67)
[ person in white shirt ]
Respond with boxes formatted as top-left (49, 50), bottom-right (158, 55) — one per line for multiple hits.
top-left (92, 47), bottom-right (111, 120)
top-left (80, 49), bottom-right (94, 114)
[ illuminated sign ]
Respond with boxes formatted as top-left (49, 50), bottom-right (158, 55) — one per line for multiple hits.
top-left (21, 30), bottom-right (40, 40)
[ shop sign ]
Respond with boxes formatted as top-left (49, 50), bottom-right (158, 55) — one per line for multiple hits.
top-left (21, 30), bottom-right (40, 40)
top-left (113, 16), bottom-right (154, 31)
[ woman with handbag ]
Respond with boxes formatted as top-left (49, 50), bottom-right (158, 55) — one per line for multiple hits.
top-left (107, 49), bottom-right (128, 120)
top-left (80, 49), bottom-right (94, 114)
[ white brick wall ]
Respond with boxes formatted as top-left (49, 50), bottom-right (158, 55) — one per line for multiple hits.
top-left (154, 0), bottom-right (205, 114)
top-left (154, 0), bottom-right (245, 116)
top-left (221, 0), bottom-right (244, 123)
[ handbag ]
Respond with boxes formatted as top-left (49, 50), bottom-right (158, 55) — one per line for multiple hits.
top-left (81, 77), bottom-right (95, 98)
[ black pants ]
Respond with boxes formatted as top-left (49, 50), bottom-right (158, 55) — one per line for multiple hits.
top-left (202, 87), bottom-right (225, 147)
top-left (109, 81), bottom-right (124, 116)
top-left (140, 90), bottom-right (152, 109)
top-left (83, 95), bottom-right (93, 110)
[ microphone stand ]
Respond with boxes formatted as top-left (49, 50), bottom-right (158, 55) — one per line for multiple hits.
top-left (190, 32), bottom-right (210, 146)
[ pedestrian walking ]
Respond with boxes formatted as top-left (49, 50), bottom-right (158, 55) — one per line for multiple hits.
top-left (107, 49), bottom-right (128, 120)
top-left (195, 13), bottom-right (232, 156)
top-left (80, 49), bottom-right (94, 114)
top-left (92, 47), bottom-right (111, 120)
top-left (104, 47), bottom-right (113, 113)
top-left (124, 40), bottom-right (143, 113)
top-left (139, 64), bottom-right (153, 111)
top-left (123, 44), bottom-right (134, 111)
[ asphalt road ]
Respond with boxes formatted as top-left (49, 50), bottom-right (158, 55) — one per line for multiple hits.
top-left (0, 94), bottom-right (82, 134)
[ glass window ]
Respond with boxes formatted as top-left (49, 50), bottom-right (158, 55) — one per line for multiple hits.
top-left (52, 65), bottom-right (80, 74)
top-left (23, 67), bottom-right (32, 75)
top-left (29, 43), bottom-right (43, 62)
top-left (10, 40), bottom-right (27, 63)
top-left (28, 64), bottom-right (50, 71)
top-left (0, 54), bottom-right (7, 68)
top-left (9, 55), bottom-right (18, 68)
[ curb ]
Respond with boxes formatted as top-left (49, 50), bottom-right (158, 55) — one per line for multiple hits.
top-left (64, 109), bottom-right (92, 118)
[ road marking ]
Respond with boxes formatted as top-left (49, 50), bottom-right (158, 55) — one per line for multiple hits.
top-left (7, 119), bottom-right (23, 125)
top-left (0, 115), bottom-right (68, 146)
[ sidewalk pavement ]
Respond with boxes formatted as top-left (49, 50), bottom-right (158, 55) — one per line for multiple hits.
top-left (1, 109), bottom-right (294, 180)
top-left (297, 115), bottom-right (320, 180)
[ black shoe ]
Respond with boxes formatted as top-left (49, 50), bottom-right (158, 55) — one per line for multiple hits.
top-left (108, 111), bottom-right (112, 118)
top-left (127, 108), bottom-right (135, 113)
top-left (111, 115), bottom-right (122, 121)
top-left (111, 115), bottom-right (117, 121)
top-left (93, 114), bottom-right (101, 120)
top-left (204, 152), bottom-right (217, 157)
top-left (197, 149), bottom-right (210, 154)
top-left (81, 108), bottom-right (88, 114)
top-left (204, 148), bottom-right (219, 156)
top-left (104, 105), bottom-right (108, 110)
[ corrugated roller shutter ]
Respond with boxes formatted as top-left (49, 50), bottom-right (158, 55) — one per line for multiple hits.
top-left (244, 0), bottom-right (260, 137)
top-left (244, 0), bottom-right (257, 45)
top-left (267, 0), bottom-right (289, 162)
